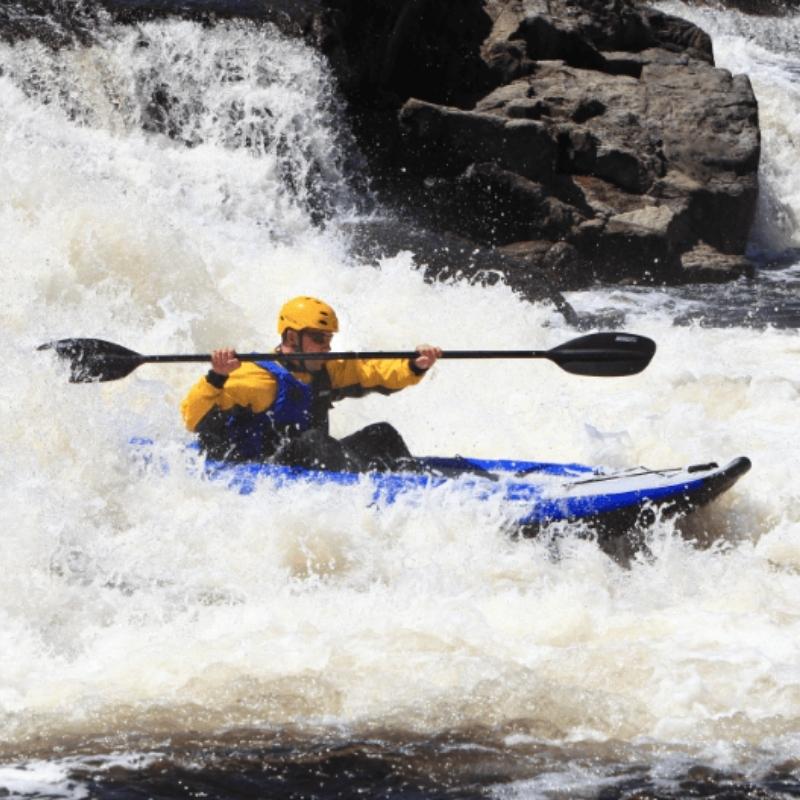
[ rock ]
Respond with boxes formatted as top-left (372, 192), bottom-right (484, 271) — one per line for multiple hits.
top-left (396, 51), bottom-right (757, 285)
top-left (481, 0), bottom-right (714, 73)
top-left (608, 205), bottom-right (681, 237)
top-left (473, 64), bottom-right (666, 194)
top-left (680, 242), bottom-right (753, 281)
top-left (399, 98), bottom-right (558, 181)
top-left (297, 0), bottom-right (495, 108)
top-left (389, 2), bottom-right (759, 288)
top-left (498, 239), bottom-right (588, 289)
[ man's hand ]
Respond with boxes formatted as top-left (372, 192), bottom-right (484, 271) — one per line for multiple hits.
top-left (413, 344), bottom-right (442, 371)
top-left (210, 348), bottom-right (241, 375)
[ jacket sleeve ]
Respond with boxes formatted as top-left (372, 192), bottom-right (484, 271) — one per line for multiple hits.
top-left (326, 357), bottom-right (427, 395)
top-left (180, 364), bottom-right (280, 432)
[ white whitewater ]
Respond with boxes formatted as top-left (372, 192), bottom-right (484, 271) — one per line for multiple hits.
top-left (1, 7), bottom-right (799, 795)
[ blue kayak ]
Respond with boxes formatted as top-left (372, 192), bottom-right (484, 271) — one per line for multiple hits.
top-left (192, 448), bottom-right (751, 535)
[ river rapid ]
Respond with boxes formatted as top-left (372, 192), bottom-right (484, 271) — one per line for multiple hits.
top-left (1, 3), bottom-right (800, 798)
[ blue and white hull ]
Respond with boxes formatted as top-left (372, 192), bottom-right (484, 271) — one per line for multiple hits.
top-left (200, 451), bottom-right (751, 534)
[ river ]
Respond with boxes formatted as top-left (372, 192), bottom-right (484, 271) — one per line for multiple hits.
top-left (1, 2), bottom-right (799, 798)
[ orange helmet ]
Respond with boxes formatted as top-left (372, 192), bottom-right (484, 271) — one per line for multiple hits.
top-left (277, 296), bottom-right (339, 335)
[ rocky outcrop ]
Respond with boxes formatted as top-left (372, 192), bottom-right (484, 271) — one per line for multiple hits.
top-left (270, 0), bottom-right (757, 289)
top-left (389, 1), bottom-right (759, 288)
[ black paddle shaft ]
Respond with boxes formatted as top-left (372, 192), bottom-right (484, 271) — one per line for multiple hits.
top-left (38, 332), bottom-right (656, 382)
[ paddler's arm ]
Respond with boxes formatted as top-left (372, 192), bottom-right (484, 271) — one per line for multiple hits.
top-left (180, 349), bottom-right (278, 431)
top-left (327, 344), bottom-right (442, 391)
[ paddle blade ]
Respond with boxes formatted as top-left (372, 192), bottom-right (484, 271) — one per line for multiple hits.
top-left (38, 338), bottom-right (144, 382)
top-left (549, 332), bottom-right (656, 377)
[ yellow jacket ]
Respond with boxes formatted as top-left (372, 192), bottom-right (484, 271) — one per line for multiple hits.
top-left (181, 356), bottom-right (427, 433)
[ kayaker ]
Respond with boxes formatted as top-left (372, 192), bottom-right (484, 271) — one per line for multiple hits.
top-left (180, 296), bottom-right (441, 470)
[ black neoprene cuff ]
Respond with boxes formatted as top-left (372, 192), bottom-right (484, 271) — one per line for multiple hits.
top-left (205, 370), bottom-right (228, 389)
top-left (409, 359), bottom-right (427, 376)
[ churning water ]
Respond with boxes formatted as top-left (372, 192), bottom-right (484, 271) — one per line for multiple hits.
top-left (1, 3), bottom-right (800, 798)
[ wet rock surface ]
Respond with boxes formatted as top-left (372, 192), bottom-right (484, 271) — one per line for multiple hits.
top-left (320, 0), bottom-right (759, 290)
top-left (387, 1), bottom-right (759, 289)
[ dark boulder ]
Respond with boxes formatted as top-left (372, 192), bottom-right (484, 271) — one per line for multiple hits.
top-left (384, 1), bottom-right (759, 288)
top-left (394, 44), bottom-right (757, 287)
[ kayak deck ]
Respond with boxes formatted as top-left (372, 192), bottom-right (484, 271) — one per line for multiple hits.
top-left (200, 449), bottom-right (751, 535)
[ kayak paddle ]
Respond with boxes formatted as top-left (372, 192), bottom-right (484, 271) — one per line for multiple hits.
top-left (38, 332), bottom-right (656, 383)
